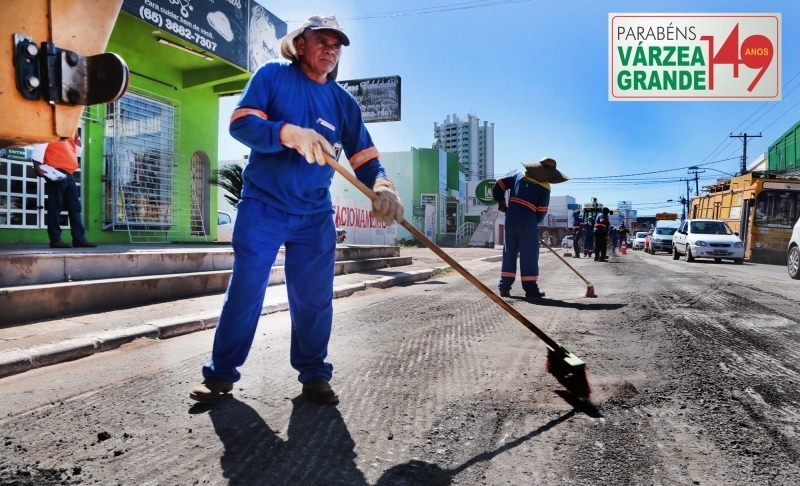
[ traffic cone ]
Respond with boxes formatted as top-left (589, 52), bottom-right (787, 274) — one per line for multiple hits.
top-left (621, 240), bottom-right (627, 255)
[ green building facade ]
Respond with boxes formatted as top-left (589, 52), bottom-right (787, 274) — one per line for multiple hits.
top-left (0, 8), bottom-right (258, 244)
top-left (768, 118), bottom-right (800, 174)
top-left (365, 147), bottom-right (466, 244)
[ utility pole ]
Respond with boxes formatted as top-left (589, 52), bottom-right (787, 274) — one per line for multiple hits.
top-left (730, 132), bottom-right (762, 175)
top-left (688, 167), bottom-right (705, 195)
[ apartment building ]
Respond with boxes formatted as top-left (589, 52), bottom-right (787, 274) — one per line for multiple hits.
top-left (433, 113), bottom-right (494, 182)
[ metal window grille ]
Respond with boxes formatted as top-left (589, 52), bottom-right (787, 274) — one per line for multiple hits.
top-left (104, 90), bottom-right (208, 243)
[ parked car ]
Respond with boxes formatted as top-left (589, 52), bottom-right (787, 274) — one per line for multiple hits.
top-left (672, 219), bottom-right (744, 263)
top-left (648, 225), bottom-right (679, 254)
top-left (626, 235), bottom-right (634, 246)
top-left (788, 218), bottom-right (800, 279)
top-left (643, 228), bottom-right (654, 252)
top-left (217, 210), bottom-right (235, 242)
top-left (632, 231), bottom-right (648, 250)
top-left (561, 235), bottom-right (574, 248)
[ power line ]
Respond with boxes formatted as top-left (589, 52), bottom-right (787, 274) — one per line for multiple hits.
top-left (286, 0), bottom-right (535, 22)
top-left (567, 156), bottom-right (739, 180)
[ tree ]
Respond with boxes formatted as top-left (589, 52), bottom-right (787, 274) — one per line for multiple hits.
top-left (209, 163), bottom-right (243, 207)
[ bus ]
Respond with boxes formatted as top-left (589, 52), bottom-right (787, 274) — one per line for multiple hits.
top-left (689, 172), bottom-right (800, 263)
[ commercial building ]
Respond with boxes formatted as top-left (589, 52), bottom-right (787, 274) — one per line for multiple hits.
top-left (329, 147), bottom-right (465, 245)
top-left (433, 114), bottom-right (494, 182)
top-left (0, 2), bottom-right (284, 244)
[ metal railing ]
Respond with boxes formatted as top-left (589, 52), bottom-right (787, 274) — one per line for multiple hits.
top-left (455, 221), bottom-right (476, 243)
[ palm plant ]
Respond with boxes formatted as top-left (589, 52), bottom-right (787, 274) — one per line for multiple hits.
top-left (209, 163), bottom-right (243, 207)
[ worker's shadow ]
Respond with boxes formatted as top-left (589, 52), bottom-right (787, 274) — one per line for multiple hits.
top-left (512, 296), bottom-right (627, 311)
top-left (197, 396), bottom-right (579, 486)
top-left (201, 395), bottom-right (368, 485)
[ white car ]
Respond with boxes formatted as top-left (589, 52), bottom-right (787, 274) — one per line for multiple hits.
top-left (788, 218), bottom-right (800, 279)
top-left (632, 231), bottom-right (647, 250)
top-left (672, 219), bottom-right (744, 264)
top-left (217, 210), bottom-right (235, 242)
top-left (561, 235), bottom-right (574, 248)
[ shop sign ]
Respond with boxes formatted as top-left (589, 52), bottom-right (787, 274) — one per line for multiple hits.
top-left (474, 179), bottom-right (497, 205)
top-left (122, 0), bottom-right (287, 73)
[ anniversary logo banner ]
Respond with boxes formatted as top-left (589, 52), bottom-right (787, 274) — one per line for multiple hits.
top-left (609, 14), bottom-right (781, 101)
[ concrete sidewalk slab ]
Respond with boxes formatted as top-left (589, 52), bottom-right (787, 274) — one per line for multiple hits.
top-left (0, 246), bottom-right (508, 379)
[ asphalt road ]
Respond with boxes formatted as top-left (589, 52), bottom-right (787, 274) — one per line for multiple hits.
top-left (1, 250), bottom-right (799, 485)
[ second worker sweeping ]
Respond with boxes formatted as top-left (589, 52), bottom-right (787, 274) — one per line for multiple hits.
top-left (493, 158), bottom-right (568, 299)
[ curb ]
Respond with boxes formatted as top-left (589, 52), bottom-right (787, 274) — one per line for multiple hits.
top-left (0, 265), bottom-right (453, 380)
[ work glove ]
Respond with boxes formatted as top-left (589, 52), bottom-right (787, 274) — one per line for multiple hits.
top-left (372, 179), bottom-right (404, 225)
top-left (497, 200), bottom-right (507, 213)
top-left (280, 123), bottom-right (334, 166)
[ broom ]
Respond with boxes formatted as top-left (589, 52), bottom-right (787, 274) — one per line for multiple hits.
top-left (538, 237), bottom-right (596, 298)
top-left (325, 153), bottom-right (591, 399)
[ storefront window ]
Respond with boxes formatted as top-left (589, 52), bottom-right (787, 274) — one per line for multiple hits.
top-left (754, 191), bottom-right (798, 228)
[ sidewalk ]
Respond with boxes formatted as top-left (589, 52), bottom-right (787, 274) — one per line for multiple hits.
top-left (0, 246), bottom-right (503, 379)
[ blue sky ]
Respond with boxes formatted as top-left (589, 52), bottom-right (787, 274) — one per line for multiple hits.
top-left (219, 0), bottom-right (800, 216)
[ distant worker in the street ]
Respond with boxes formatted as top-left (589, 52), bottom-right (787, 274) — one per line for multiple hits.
top-left (571, 210), bottom-right (583, 258)
top-left (618, 222), bottom-right (629, 250)
top-left (593, 207), bottom-right (612, 261)
top-left (190, 15), bottom-right (403, 406)
top-left (493, 158), bottom-right (568, 299)
top-left (582, 217), bottom-right (595, 258)
top-left (609, 225), bottom-right (619, 254)
top-left (31, 132), bottom-right (97, 249)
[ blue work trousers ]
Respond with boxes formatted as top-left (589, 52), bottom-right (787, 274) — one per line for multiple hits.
top-left (499, 222), bottom-right (540, 292)
top-left (202, 198), bottom-right (336, 384)
top-left (45, 171), bottom-right (87, 243)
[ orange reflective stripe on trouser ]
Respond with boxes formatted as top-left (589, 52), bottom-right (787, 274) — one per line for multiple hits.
top-left (500, 272), bottom-right (516, 278)
top-left (520, 276), bottom-right (538, 281)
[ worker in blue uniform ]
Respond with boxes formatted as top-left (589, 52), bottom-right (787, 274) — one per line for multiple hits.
top-left (493, 158), bottom-right (568, 299)
top-left (190, 15), bottom-right (403, 405)
top-left (582, 217), bottom-right (595, 258)
top-left (571, 210), bottom-right (583, 258)
top-left (594, 207), bottom-right (611, 261)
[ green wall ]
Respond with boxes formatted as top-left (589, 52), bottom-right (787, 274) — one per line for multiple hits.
top-left (768, 118), bottom-right (800, 173)
top-left (0, 12), bottom-right (248, 244)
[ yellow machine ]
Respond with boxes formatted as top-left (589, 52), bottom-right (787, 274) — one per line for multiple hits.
top-left (0, 0), bottom-right (127, 148)
top-left (690, 172), bottom-right (800, 263)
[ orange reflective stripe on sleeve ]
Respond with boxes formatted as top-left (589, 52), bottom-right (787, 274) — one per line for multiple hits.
top-left (349, 146), bottom-right (379, 170)
top-left (230, 108), bottom-right (268, 124)
top-left (497, 179), bottom-right (507, 191)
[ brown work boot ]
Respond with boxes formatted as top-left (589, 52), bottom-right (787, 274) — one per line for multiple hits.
top-left (50, 240), bottom-right (71, 248)
top-left (73, 240), bottom-right (97, 248)
top-left (302, 377), bottom-right (339, 405)
top-left (189, 377), bottom-right (233, 403)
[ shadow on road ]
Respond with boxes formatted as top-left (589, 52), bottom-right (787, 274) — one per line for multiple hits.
top-left (511, 296), bottom-right (627, 310)
top-left (375, 409), bottom-right (577, 485)
top-left (193, 396), bottom-right (578, 485)
top-left (198, 395), bottom-right (367, 485)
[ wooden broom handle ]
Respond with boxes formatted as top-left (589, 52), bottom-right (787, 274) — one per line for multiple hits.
top-left (324, 153), bottom-right (559, 350)
top-left (538, 237), bottom-right (590, 285)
